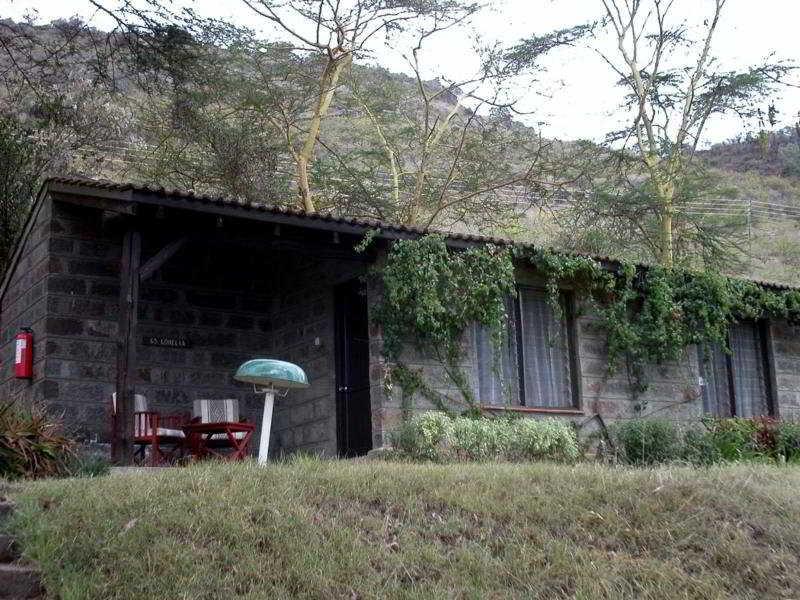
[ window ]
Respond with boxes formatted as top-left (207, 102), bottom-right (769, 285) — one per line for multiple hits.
top-left (698, 320), bottom-right (774, 417)
top-left (475, 297), bottom-right (519, 406)
top-left (475, 288), bottom-right (578, 409)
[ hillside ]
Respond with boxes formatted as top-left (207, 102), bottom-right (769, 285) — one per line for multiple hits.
top-left (6, 460), bottom-right (800, 599)
top-left (702, 128), bottom-right (800, 179)
top-left (1, 19), bottom-right (800, 285)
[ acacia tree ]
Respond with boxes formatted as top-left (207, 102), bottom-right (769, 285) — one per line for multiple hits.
top-left (0, 115), bottom-right (48, 278)
top-left (93, 0), bottom-right (480, 212)
top-left (309, 20), bottom-right (593, 230)
top-left (595, 0), bottom-right (792, 267)
top-left (323, 64), bottom-right (582, 230)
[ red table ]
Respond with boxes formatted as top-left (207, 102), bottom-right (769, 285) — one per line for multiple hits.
top-left (183, 421), bottom-right (255, 461)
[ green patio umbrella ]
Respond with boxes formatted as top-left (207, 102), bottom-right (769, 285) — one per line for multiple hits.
top-left (234, 359), bottom-right (309, 464)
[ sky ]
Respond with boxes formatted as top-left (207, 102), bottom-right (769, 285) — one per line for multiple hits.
top-left (2, 0), bottom-right (799, 145)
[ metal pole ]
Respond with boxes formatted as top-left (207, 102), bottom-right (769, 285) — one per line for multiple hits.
top-left (258, 387), bottom-right (275, 464)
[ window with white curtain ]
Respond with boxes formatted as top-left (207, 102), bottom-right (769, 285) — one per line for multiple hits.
top-left (698, 320), bottom-right (773, 417)
top-left (474, 297), bottom-right (519, 406)
top-left (475, 288), bottom-right (577, 409)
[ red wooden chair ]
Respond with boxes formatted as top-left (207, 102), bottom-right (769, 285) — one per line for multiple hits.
top-left (111, 393), bottom-right (189, 466)
top-left (186, 399), bottom-right (253, 460)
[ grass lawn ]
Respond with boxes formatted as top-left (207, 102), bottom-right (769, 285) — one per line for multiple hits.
top-left (6, 459), bottom-right (800, 599)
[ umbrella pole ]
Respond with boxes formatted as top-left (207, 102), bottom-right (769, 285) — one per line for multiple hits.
top-left (258, 387), bottom-right (275, 464)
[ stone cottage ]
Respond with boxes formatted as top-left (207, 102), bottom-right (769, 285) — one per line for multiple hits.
top-left (1, 177), bottom-right (798, 462)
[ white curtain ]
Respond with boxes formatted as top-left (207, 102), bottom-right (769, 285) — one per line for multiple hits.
top-left (518, 289), bottom-right (573, 408)
top-left (474, 297), bottom-right (519, 406)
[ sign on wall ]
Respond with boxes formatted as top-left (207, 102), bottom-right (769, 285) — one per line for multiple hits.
top-left (142, 335), bottom-right (191, 349)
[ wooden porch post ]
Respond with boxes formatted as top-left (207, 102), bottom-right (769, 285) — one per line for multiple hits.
top-left (112, 229), bottom-right (142, 465)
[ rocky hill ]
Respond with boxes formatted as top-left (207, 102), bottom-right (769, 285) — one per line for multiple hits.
top-left (2, 18), bottom-right (800, 284)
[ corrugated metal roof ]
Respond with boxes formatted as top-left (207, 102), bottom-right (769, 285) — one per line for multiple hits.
top-left (46, 175), bottom-right (527, 245)
top-left (45, 175), bottom-right (797, 291)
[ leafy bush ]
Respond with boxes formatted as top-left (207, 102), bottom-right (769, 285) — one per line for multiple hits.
top-left (0, 402), bottom-right (75, 479)
top-left (611, 419), bottom-right (681, 465)
top-left (701, 417), bottom-right (761, 461)
top-left (506, 418), bottom-right (581, 461)
top-left (775, 421), bottom-right (800, 463)
top-left (614, 417), bottom-right (800, 466)
top-left (389, 412), bottom-right (579, 462)
top-left (682, 428), bottom-right (723, 465)
top-left (390, 411), bottom-right (452, 461)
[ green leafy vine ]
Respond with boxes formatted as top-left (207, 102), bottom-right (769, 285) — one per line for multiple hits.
top-left (520, 247), bottom-right (800, 393)
top-left (371, 233), bottom-right (800, 416)
top-left (376, 234), bottom-right (516, 413)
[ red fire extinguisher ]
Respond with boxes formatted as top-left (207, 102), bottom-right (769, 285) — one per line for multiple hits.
top-left (14, 327), bottom-right (33, 379)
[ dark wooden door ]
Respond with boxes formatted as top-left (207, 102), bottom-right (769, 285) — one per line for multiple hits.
top-left (335, 279), bottom-right (373, 457)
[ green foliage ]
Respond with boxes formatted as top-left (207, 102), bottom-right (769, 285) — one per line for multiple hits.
top-left (702, 417), bottom-right (762, 461)
top-left (776, 421), bottom-right (800, 463)
top-left (611, 417), bottom-right (800, 466)
top-left (682, 428), bottom-right (724, 466)
top-left (521, 246), bottom-right (800, 392)
top-left (0, 402), bottom-right (76, 479)
top-left (67, 454), bottom-right (111, 478)
top-left (389, 411), bottom-right (579, 462)
top-left (378, 235), bottom-right (515, 410)
top-left (611, 419), bottom-right (682, 465)
top-left (0, 114), bottom-right (45, 278)
top-left (389, 411), bottom-right (452, 461)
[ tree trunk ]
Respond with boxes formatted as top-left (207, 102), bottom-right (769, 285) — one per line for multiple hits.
top-left (659, 206), bottom-right (674, 268)
top-left (296, 51), bottom-right (351, 213)
top-left (658, 182), bottom-right (675, 268)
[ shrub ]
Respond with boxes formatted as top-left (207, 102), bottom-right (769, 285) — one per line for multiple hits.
top-left (0, 401), bottom-right (75, 479)
top-left (507, 418), bottom-right (580, 461)
top-left (702, 417), bottom-right (761, 461)
top-left (776, 421), bottom-right (800, 463)
top-left (389, 412), bottom-right (578, 462)
top-left (390, 411), bottom-right (452, 460)
top-left (611, 419), bottom-right (681, 465)
top-left (682, 428), bottom-right (723, 465)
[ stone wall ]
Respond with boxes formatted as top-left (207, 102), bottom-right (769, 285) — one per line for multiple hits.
top-left (0, 197), bottom-right (53, 407)
top-left (136, 241), bottom-right (363, 457)
top-left (269, 254), bottom-right (364, 457)
top-left (770, 321), bottom-right (800, 420)
top-left (39, 200), bottom-right (124, 438)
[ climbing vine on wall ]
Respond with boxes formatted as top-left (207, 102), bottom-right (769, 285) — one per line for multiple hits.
top-left (371, 233), bottom-right (800, 415)
top-left (520, 247), bottom-right (800, 392)
top-left (376, 234), bottom-right (516, 413)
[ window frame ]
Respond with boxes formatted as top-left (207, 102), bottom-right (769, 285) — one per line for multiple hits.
top-left (698, 319), bottom-right (778, 418)
top-left (474, 285), bottom-right (583, 413)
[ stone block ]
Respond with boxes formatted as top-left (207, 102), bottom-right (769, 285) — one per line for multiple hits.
top-left (45, 338), bottom-right (115, 363)
top-left (68, 259), bottom-right (117, 277)
top-left (141, 286), bottom-right (180, 303)
top-left (199, 312), bottom-right (224, 327)
top-left (77, 240), bottom-right (118, 259)
top-left (0, 534), bottom-right (19, 561)
top-left (0, 562), bottom-right (40, 598)
top-left (86, 320), bottom-right (118, 339)
top-left (49, 237), bottom-right (75, 254)
top-left (227, 315), bottom-right (254, 330)
top-left (48, 276), bottom-right (86, 295)
top-left (186, 291), bottom-right (237, 310)
top-left (46, 317), bottom-right (84, 336)
top-left (90, 281), bottom-right (120, 298)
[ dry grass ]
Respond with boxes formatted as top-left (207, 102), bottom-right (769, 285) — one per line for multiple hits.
top-left (7, 459), bottom-right (800, 599)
